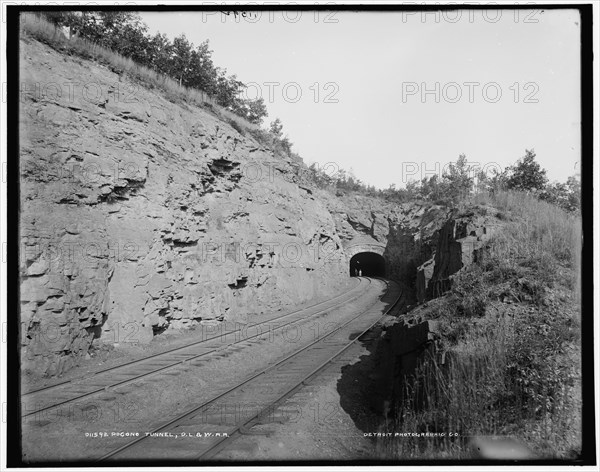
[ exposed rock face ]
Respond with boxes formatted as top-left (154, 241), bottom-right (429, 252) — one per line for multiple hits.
top-left (384, 203), bottom-right (448, 293)
top-left (323, 194), bottom-right (497, 306)
top-left (385, 318), bottom-right (441, 382)
top-left (19, 38), bottom-right (348, 376)
top-left (322, 193), bottom-right (449, 298)
top-left (355, 208), bottom-right (501, 426)
top-left (415, 209), bottom-right (498, 303)
top-left (325, 194), bottom-right (391, 244)
top-left (18, 37), bottom-right (495, 377)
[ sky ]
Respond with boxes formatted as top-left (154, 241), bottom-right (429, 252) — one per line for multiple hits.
top-left (140, 8), bottom-right (581, 190)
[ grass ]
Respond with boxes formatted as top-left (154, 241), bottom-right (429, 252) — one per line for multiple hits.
top-left (470, 191), bottom-right (581, 274)
top-left (379, 190), bottom-right (582, 460)
top-left (19, 12), bottom-right (260, 137)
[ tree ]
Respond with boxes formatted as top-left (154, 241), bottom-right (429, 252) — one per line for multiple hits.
top-left (70, 12), bottom-right (106, 44)
top-left (109, 15), bottom-right (150, 64)
top-left (405, 180), bottom-right (420, 200)
top-left (109, 14), bottom-right (152, 66)
top-left (147, 32), bottom-right (174, 75)
top-left (308, 162), bottom-right (333, 188)
top-left (170, 34), bottom-right (194, 87)
top-left (186, 40), bottom-right (218, 93)
top-left (539, 181), bottom-right (569, 208)
top-left (540, 174), bottom-right (581, 212)
top-left (72, 12), bottom-right (141, 48)
top-left (268, 118), bottom-right (292, 155)
top-left (444, 153), bottom-right (474, 201)
top-left (42, 11), bottom-right (79, 30)
top-left (419, 174), bottom-right (442, 201)
top-left (565, 175), bottom-right (581, 212)
top-left (212, 70), bottom-right (245, 108)
top-left (269, 118), bottom-right (284, 138)
top-left (232, 97), bottom-right (267, 125)
top-left (505, 149), bottom-right (548, 192)
top-left (415, 154), bottom-right (475, 203)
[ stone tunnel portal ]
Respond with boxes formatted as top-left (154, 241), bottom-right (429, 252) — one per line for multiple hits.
top-left (349, 252), bottom-right (386, 277)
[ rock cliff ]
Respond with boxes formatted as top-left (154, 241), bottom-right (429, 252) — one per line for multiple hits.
top-left (19, 37), bottom-right (495, 377)
top-left (19, 38), bottom-right (349, 376)
top-left (415, 207), bottom-right (500, 303)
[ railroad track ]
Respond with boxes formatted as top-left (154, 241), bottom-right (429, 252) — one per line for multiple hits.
top-left (21, 277), bottom-right (372, 419)
top-left (98, 278), bottom-right (401, 463)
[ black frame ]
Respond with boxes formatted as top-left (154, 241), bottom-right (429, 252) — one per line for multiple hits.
top-left (5, 3), bottom-right (595, 467)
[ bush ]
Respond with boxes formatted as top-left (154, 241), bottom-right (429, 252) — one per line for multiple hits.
top-left (227, 118), bottom-right (245, 135)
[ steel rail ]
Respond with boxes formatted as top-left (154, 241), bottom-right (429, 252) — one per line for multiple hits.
top-left (98, 278), bottom-right (398, 462)
top-left (195, 280), bottom-right (402, 460)
top-left (21, 277), bottom-right (370, 418)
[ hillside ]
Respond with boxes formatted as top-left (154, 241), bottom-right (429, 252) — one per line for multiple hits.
top-left (373, 193), bottom-right (582, 459)
top-left (19, 35), bottom-right (354, 375)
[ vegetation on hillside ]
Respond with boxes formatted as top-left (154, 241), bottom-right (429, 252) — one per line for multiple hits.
top-left (380, 191), bottom-right (582, 459)
top-left (40, 11), bottom-right (268, 125)
top-left (21, 12), bottom-right (297, 156)
top-left (307, 149), bottom-right (580, 214)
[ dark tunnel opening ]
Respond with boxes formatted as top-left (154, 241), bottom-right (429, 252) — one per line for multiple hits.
top-left (349, 252), bottom-right (386, 277)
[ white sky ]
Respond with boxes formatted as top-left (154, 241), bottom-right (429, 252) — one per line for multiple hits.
top-left (140, 9), bottom-right (581, 189)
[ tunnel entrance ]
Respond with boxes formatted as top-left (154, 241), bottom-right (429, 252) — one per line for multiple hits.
top-left (349, 252), bottom-right (386, 277)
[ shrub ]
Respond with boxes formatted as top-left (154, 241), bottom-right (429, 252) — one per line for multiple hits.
top-left (227, 118), bottom-right (245, 135)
